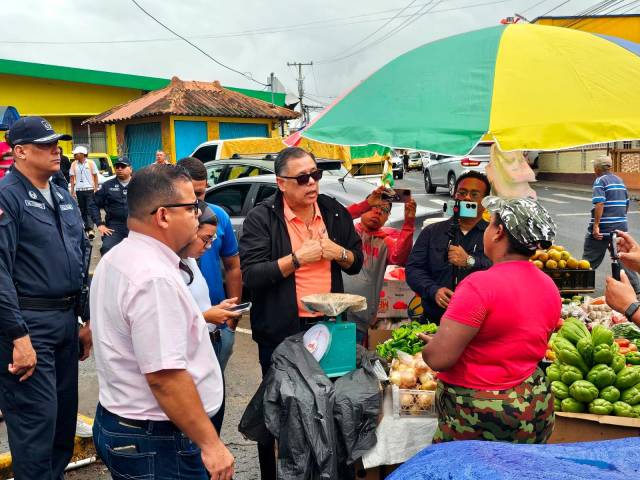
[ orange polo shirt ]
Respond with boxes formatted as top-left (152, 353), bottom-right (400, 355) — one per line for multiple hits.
top-left (283, 199), bottom-right (332, 317)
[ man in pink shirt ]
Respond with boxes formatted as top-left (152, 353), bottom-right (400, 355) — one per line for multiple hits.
top-left (90, 164), bottom-right (234, 480)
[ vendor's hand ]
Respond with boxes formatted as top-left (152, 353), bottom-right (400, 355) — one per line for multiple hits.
top-left (404, 199), bottom-right (416, 221)
top-left (295, 239), bottom-right (323, 266)
top-left (616, 230), bottom-right (640, 272)
top-left (367, 186), bottom-right (387, 207)
top-left (448, 245), bottom-right (469, 267)
top-left (434, 287), bottom-right (454, 309)
top-left (9, 335), bottom-right (37, 382)
top-left (605, 270), bottom-right (638, 314)
top-left (592, 224), bottom-right (603, 240)
top-left (97, 225), bottom-right (114, 236)
top-left (320, 238), bottom-right (344, 261)
top-left (416, 332), bottom-right (433, 345)
top-left (78, 324), bottom-right (93, 361)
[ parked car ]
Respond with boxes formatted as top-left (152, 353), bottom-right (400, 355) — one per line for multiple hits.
top-left (203, 156), bottom-right (353, 187)
top-left (422, 142), bottom-right (492, 196)
top-left (390, 151), bottom-right (404, 179)
top-left (204, 175), bottom-right (440, 241)
top-left (406, 151), bottom-right (423, 171)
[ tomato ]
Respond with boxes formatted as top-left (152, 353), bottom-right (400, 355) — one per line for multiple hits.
top-left (630, 343), bottom-right (638, 352)
top-left (619, 347), bottom-right (631, 355)
top-left (615, 338), bottom-right (631, 347)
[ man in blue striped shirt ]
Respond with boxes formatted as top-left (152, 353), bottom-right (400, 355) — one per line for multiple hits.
top-left (583, 154), bottom-right (639, 292)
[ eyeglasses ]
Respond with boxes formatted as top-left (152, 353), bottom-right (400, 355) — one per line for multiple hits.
top-left (199, 233), bottom-right (217, 249)
top-left (150, 199), bottom-right (199, 215)
top-left (372, 204), bottom-right (391, 215)
top-left (455, 189), bottom-right (483, 201)
top-left (278, 169), bottom-right (323, 185)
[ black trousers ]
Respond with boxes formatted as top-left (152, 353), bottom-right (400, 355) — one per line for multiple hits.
top-left (99, 222), bottom-right (129, 256)
top-left (0, 309), bottom-right (78, 479)
top-left (257, 343), bottom-right (277, 480)
top-left (75, 190), bottom-right (95, 231)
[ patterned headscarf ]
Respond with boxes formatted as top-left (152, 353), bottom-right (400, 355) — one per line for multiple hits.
top-left (481, 196), bottom-right (556, 250)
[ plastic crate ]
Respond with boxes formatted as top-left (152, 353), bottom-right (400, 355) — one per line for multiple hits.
top-left (391, 385), bottom-right (436, 418)
top-left (543, 269), bottom-right (596, 293)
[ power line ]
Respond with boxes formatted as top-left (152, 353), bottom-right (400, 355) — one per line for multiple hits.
top-left (538, 0), bottom-right (574, 17)
top-left (129, 0), bottom-right (268, 87)
top-left (521, 0), bottom-right (550, 14)
top-left (3, 0), bottom-right (509, 46)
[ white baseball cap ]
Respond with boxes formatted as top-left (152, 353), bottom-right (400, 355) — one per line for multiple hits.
top-left (72, 146), bottom-right (88, 155)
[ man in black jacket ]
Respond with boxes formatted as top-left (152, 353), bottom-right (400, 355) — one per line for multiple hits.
top-left (406, 171), bottom-right (492, 324)
top-left (239, 146), bottom-right (363, 480)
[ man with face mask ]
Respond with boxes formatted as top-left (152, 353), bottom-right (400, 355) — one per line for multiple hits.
top-left (89, 157), bottom-right (133, 255)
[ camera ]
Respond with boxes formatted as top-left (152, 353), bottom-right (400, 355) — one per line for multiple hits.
top-left (443, 200), bottom-right (478, 219)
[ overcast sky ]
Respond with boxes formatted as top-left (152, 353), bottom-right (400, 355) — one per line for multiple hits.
top-left (0, 0), bottom-right (624, 105)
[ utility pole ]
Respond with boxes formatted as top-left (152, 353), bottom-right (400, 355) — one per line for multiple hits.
top-left (287, 61), bottom-right (313, 127)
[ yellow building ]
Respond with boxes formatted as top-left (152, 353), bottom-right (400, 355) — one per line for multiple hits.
top-left (85, 77), bottom-right (298, 168)
top-left (0, 58), bottom-right (287, 160)
top-left (531, 15), bottom-right (640, 188)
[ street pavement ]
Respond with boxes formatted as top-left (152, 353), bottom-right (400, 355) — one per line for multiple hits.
top-left (3, 171), bottom-right (639, 478)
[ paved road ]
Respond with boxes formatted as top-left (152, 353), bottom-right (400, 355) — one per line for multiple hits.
top-left (396, 169), bottom-right (640, 296)
top-left (8, 172), bottom-right (640, 478)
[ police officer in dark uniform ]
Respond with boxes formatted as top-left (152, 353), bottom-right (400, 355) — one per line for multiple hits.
top-left (0, 116), bottom-right (92, 480)
top-left (89, 157), bottom-right (132, 255)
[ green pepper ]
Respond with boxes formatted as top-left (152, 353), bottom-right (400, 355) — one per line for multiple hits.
top-left (577, 337), bottom-right (594, 366)
top-left (621, 385), bottom-right (640, 406)
top-left (551, 381), bottom-right (570, 400)
top-left (552, 337), bottom-right (589, 374)
top-left (593, 343), bottom-right (614, 365)
top-left (588, 398), bottom-right (614, 415)
top-left (626, 352), bottom-right (640, 366)
top-left (569, 380), bottom-right (599, 403)
top-left (615, 366), bottom-right (640, 390)
top-left (591, 325), bottom-right (614, 347)
top-left (610, 354), bottom-right (626, 373)
top-left (613, 401), bottom-right (636, 417)
top-left (633, 404), bottom-right (640, 417)
top-left (599, 386), bottom-right (621, 403)
top-left (561, 397), bottom-right (586, 413)
top-left (560, 364), bottom-right (583, 385)
top-left (586, 364), bottom-right (616, 389)
top-left (546, 363), bottom-right (561, 382)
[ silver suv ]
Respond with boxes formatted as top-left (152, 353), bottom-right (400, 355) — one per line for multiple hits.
top-left (422, 142), bottom-right (492, 196)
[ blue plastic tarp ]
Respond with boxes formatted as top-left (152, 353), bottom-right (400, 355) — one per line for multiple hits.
top-left (386, 437), bottom-right (640, 480)
top-left (0, 106), bottom-right (19, 131)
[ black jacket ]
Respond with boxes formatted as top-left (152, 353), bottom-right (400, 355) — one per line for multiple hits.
top-left (89, 177), bottom-right (129, 226)
top-left (239, 192), bottom-right (363, 347)
top-left (406, 218), bottom-right (491, 324)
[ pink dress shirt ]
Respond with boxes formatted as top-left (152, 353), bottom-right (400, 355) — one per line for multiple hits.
top-left (90, 231), bottom-right (223, 420)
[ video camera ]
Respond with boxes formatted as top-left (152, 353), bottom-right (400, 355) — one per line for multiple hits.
top-left (443, 200), bottom-right (478, 219)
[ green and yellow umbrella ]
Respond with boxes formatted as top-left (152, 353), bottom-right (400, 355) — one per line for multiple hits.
top-left (303, 23), bottom-right (640, 155)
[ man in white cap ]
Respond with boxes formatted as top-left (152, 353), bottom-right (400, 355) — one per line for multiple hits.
top-left (69, 145), bottom-right (99, 239)
top-left (582, 154), bottom-right (639, 292)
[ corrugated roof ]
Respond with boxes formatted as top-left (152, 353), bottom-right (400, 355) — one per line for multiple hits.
top-left (84, 77), bottom-right (299, 124)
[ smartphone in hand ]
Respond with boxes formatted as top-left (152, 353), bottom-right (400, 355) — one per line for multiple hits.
top-left (382, 188), bottom-right (411, 203)
top-left (226, 302), bottom-right (252, 314)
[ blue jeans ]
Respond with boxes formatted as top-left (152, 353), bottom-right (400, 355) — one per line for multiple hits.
top-left (93, 404), bottom-right (216, 480)
top-left (215, 327), bottom-right (235, 372)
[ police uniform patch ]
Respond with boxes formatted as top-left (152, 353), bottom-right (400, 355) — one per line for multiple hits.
top-left (24, 200), bottom-right (45, 209)
top-left (28, 191), bottom-right (37, 200)
top-left (59, 204), bottom-right (73, 211)
top-left (56, 192), bottom-right (64, 200)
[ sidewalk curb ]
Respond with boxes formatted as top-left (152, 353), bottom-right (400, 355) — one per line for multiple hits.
top-left (535, 180), bottom-right (640, 199)
top-left (0, 414), bottom-right (96, 478)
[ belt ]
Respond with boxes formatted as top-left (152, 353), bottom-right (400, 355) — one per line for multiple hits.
top-left (76, 188), bottom-right (94, 192)
top-left (18, 295), bottom-right (77, 311)
top-left (98, 404), bottom-right (178, 434)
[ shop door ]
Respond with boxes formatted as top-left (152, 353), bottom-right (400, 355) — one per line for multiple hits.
top-left (125, 122), bottom-right (162, 169)
top-left (219, 122), bottom-right (268, 140)
top-left (174, 120), bottom-right (208, 160)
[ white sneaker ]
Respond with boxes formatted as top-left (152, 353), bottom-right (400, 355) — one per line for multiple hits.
top-left (76, 416), bottom-right (93, 438)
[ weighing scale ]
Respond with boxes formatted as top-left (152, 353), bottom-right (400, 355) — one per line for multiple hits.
top-left (301, 293), bottom-right (367, 378)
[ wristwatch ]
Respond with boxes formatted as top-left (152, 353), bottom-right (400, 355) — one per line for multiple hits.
top-left (291, 252), bottom-right (301, 270)
top-left (625, 302), bottom-right (640, 321)
top-left (340, 248), bottom-right (348, 262)
top-left (466, 255), bottom-right (476, 268)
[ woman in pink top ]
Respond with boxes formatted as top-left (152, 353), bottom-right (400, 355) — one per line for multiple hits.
top-left (419, 197), bottom-right (561, 444)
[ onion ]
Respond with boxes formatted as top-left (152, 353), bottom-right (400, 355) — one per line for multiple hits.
top-left (389, 371), bottom-right (402, 386)
top-left (417, 394), bottom-right (434, 409)
top-left (400, 369), bottom-right (417, 389)
top-left (400, 393), bottom-right (414, 409)
top-left (415, 359), bottom-right (429, 376)
top-left (418, 372), bottom-right (434, 386)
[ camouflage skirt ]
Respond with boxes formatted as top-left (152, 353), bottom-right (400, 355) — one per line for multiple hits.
top-left (433, 368), bottom-right (554, 444)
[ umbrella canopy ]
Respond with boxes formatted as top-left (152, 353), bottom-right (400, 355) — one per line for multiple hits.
top-left (303, 23), bottom-right (640, 156)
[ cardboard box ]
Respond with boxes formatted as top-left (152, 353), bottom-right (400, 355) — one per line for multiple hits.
top-left (377, 266), bottom-right (421, 319)
top-left (548, 412), bottom-right (640, 443)
top-left (367, 328), bottom-right (393, 352)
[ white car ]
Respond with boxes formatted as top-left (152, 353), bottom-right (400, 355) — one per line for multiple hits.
top-left (422, 142), bottom-right (492, 196)
top-left (407, 151), bottom-right (423, 171)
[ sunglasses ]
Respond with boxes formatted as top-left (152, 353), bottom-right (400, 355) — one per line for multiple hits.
top-left (199, 233), bottom-right (217, 249)
top-left (278, 169), bottom-right (323, 185)
top-left (150, 199), bottom-right (199, 215)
